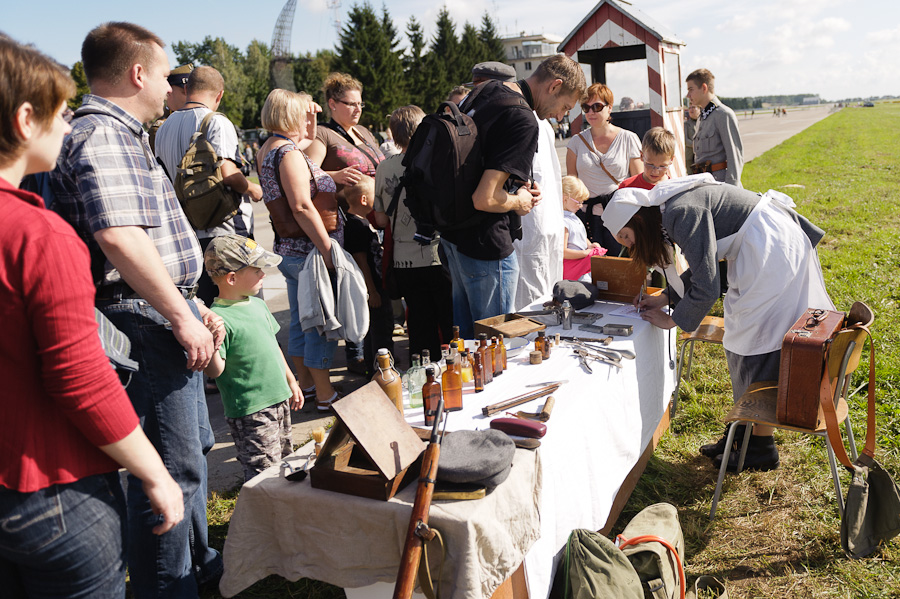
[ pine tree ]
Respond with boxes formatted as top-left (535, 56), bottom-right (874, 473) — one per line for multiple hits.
top-left (68, 62), bottom-right (91, 110)
top-left (458, 23), bottom-right (485, 84)
top-left (333, 2), bottom-right (404, 130)
top-left (294, 50), bottom-right (337, 106)
top-left (172, 37), bottom-right (248, 127)
top-left (403, 16), bottom-right (427, 108)
top-left (478, 12), bottom-right (507, 63)
top-left (422, 8), bottom-right (461, 113)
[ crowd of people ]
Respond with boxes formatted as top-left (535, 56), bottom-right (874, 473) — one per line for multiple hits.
top-left (1, 18), bottom-right (836, 599)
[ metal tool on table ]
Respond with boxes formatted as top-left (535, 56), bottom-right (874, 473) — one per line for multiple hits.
top-left (579, 323), bottom-right (634, 337)
top-left (576, 348), bottom-right (621, 371)
top-left (516, 307), bottom-right (601, 327)
top-left (563, 339), bottom-right (635, 361)
top-left (283, 453), bottom-right (313, 482)
top-left (525, 380), bottom-right (568, 388)
top-left (515, 396), bottom-right (556, 422)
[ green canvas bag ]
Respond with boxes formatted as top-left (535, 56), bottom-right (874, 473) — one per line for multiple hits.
top-left (616, 503), bottom-right (686, 599)
top-left (174, 111), bottom-right (242, 230)
top-left (560, 529), bottom-right (643, 599)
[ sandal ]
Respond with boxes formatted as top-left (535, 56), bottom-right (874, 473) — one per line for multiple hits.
top-left (316, 392), bottom-right (339, 412)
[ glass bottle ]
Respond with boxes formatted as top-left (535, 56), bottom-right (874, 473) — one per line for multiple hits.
top-left (459, 350), bottom-right (474, 383)
top-left (451, 325), bottom-right (465, 353)
top-left (421, 349), bottom-right (431, 368)
top-left (477, 333), bottom-right (493, 384)
top-left (473, 351), bottom-right (485, 393)
top-left (407, 354), bottom-right (424, 409)
top-left (490, 336), bottom-right (503, 377)
top-left (422, 365), bottom-right (442, 427)
top-left (497, 334), bottom-right (508, 371)
top-left (439, 344), bottom-right (450, 374)
top-left (441, 353), bottom-right (463, 411)
top-left (538, 331), bottom-right (550, 360)
top-left (374, 348), bottom-right (403, 412)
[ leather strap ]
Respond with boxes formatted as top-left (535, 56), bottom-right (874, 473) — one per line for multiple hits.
top-left (616, 533), bottom-right (685, 599)
top-left (416, 527), bottom-right (445, 599)
top-left (578, 131), bottom-right (620, 186)
top-left (820, 323), bottom-right (877, 472)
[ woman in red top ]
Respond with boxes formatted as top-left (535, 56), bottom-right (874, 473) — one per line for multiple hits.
top-left (0, 35), bottom-right (183, 598)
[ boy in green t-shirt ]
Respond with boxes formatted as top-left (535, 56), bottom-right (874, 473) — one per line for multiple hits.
top-left (204, 234), bottom-right (302, 482)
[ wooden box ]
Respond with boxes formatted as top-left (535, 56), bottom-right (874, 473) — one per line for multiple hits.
top-left (591, 255), bottom-right (663, 303)
top-left (474, 314), bottom-right (546, 339)
top-left (309, 381), bottom-right (426, 500)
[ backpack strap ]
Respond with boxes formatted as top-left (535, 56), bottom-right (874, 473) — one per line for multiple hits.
top-left (616, 534), bottom-right (686, 599)
top-left (578, 131), bottom-right (621, 186)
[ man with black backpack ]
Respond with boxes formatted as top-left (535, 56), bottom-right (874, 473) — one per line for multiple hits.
top-left (155, 66), bottom-right (262, 306)
top-left (439, 55), bottom-right (586, 337)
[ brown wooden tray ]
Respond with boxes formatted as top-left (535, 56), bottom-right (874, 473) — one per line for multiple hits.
top-left (474, 314), bottom-right (546, 339)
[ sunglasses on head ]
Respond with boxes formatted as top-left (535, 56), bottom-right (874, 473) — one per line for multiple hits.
top-left (581, 102), bottom-right (607, 114)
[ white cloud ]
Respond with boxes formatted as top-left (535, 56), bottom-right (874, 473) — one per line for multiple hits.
top-left (866, 25), bottom-right (900, 44)
top-left (299, 0), bottom-right (328, 15)
top-left (715, 13), bottom-right (757, 33)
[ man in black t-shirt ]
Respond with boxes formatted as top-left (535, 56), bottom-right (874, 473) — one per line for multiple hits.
top-left (442, 54), bottom-right (586, 338)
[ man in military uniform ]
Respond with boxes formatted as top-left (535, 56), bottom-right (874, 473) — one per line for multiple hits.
top-left (686, 68), bottom-right (743, 187)
top-left (148, 62), bottom-right (192, 153)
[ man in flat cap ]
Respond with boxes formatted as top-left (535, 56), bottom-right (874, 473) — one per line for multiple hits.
top-left (148, 63), bottom-right (192, 152)
top-left (469, 61), bottom-right (517, 85)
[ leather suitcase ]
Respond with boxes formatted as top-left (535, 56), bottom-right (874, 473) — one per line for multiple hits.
top-left (777, 309), bottom-right (845, 429)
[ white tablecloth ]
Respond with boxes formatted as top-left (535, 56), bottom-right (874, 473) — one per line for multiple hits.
top-left (220, 299), bottom-right (675, 599)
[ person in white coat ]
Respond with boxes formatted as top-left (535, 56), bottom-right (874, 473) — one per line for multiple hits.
top-left (603, 175), bottom-right (833, 471)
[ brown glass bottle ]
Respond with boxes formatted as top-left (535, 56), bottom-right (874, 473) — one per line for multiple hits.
top-left (473, 351), bottom-right (485, 393)
top-left (477, 334), bottom-right (493, 384)
top-left (441, 353), bottom-right (463, 411)
top-left (497, 334), bottom-right (508, 370)
top-left (422, 365), bottom-right (442, 427)
top-left (374, 348), bottom-right (403, 412)
top-left (490, 336), bottom-right (503, 376)
top-left (538, 331), bottom-right (550, 360)
top-left (451, 325), bottom-right (464, 353)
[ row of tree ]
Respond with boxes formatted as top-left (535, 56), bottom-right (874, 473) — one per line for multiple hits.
top-left (67, 3), bottom-right (508, 132)
top-left (719, 94), bottom-right (822, 110)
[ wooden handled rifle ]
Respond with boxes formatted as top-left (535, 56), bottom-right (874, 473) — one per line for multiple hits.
top-left (393, 398), bottom-right (446, 599)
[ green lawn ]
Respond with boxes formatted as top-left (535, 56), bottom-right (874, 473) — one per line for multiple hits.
top-left (201, 103), bottom-right (900, 599)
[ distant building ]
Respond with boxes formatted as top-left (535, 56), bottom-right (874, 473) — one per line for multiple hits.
top-left (501, 32), bottom-right (563, 79)
top-left (802, 96), bottom-right (820, 105)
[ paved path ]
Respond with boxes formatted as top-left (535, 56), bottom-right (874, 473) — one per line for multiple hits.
top-left (207, 105), bottom-right (837, 493)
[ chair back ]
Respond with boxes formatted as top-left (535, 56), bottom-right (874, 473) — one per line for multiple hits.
top-left (827, 302), bottom-right (874, 380)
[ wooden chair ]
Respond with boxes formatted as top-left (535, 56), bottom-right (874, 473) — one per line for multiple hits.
top-left (709, 302), bottom-right (874, 521)
top-left (672, 315), bottom-right (725, 416)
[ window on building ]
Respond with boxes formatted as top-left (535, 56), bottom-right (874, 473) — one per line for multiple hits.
top-left (524, 61), bottom-right (532, 71)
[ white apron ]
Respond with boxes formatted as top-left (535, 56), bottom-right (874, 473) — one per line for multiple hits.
top-left (715, 190), bottom-right (834, 355)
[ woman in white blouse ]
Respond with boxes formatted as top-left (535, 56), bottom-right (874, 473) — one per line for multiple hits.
top-left (566, 82), bottom-right (642, 254)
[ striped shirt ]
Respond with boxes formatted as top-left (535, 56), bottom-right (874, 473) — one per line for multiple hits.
top-left (51, 95), bottom-right (202, 288)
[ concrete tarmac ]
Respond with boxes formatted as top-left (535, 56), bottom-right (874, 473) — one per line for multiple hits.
top-left (207, 104), bottom-right (837, 493)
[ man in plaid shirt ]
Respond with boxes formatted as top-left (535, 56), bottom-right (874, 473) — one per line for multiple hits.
top-left (52, 22), bottom-right (224, 598)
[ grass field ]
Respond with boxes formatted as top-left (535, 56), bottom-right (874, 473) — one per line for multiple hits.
top-left (200, 103), bottom-right (900, 599)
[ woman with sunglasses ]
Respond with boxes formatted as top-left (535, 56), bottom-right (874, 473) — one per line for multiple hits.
top-left (601, 175), bottom-right (834, 472)
top-left (0, 34), bottom-right (183, 596)
top-left (307, 72), bottom-right (386, 377)
top-left (566, 83), bottom-right (642, 254)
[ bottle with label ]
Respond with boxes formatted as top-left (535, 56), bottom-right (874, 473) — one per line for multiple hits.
top-left (477, 334), bottom-right (493, 384)
top-left (441, 353), bottom-right (463, 411)
top-left (473, 351), bottom-right (485, 393)
top-left (497, 334), bottom-right (508, 370)
top-left (374, 348), bottom-right (403, 412)
top-left (407, 354), bottom-right (425, 409)
top-left (439, 344), bottom-right (451, 374)
top-left (451, 325), bottom-right (465, 353)
top-left (422, 365), bottom-right (442, 426)
top-left (459, 350), bottom-right (474, 382)
top-left (538, 331), bottom-right (550, 360)
top-left (490, 336), bottom-right (503, 377)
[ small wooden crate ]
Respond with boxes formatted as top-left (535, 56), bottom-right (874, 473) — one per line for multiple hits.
top-left (474, 314), bottom-right (546, 339)
top-left (309, 382), bottom-right (425, 501)
top-left (591, 255), bottom-right (663, 303)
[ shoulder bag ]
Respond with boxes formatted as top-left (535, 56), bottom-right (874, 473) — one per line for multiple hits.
top-left (577, 131), bottom-right (620, 186)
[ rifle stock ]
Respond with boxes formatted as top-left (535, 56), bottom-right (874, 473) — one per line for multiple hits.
top-left (393, 399), bottom-right (445, 599)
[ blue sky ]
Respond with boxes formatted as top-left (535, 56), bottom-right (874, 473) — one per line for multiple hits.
top-left (4, 0), bottom-right (898, 101)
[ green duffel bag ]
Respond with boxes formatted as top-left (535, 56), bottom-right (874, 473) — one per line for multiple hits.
top-left (616, 503), bottom-right (686, 599)
top-left (560, 528), bottom-right (644, 599)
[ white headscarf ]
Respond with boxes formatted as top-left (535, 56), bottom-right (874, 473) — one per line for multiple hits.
top-left (601, 173), bottom-right (720, 237)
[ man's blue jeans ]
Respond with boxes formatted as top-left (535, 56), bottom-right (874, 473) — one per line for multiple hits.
top-left (97, 298), bottom-right (222, 599)
top-left (441, 239), bottom-right (519, 339)
top-left (0, 472), bottom-right (127, 599)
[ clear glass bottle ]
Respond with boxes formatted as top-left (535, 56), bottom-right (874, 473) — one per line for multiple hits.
top-left (439, 344), bottom-right (450, 374)
top-left (422, 365), bottom-right (442, 427)
top-left (441, 353), bottom-right (463, 411)
top-left (374, 348), bottom-right (403, 412)
top-left (406, 354), bottom-right (424, 409)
